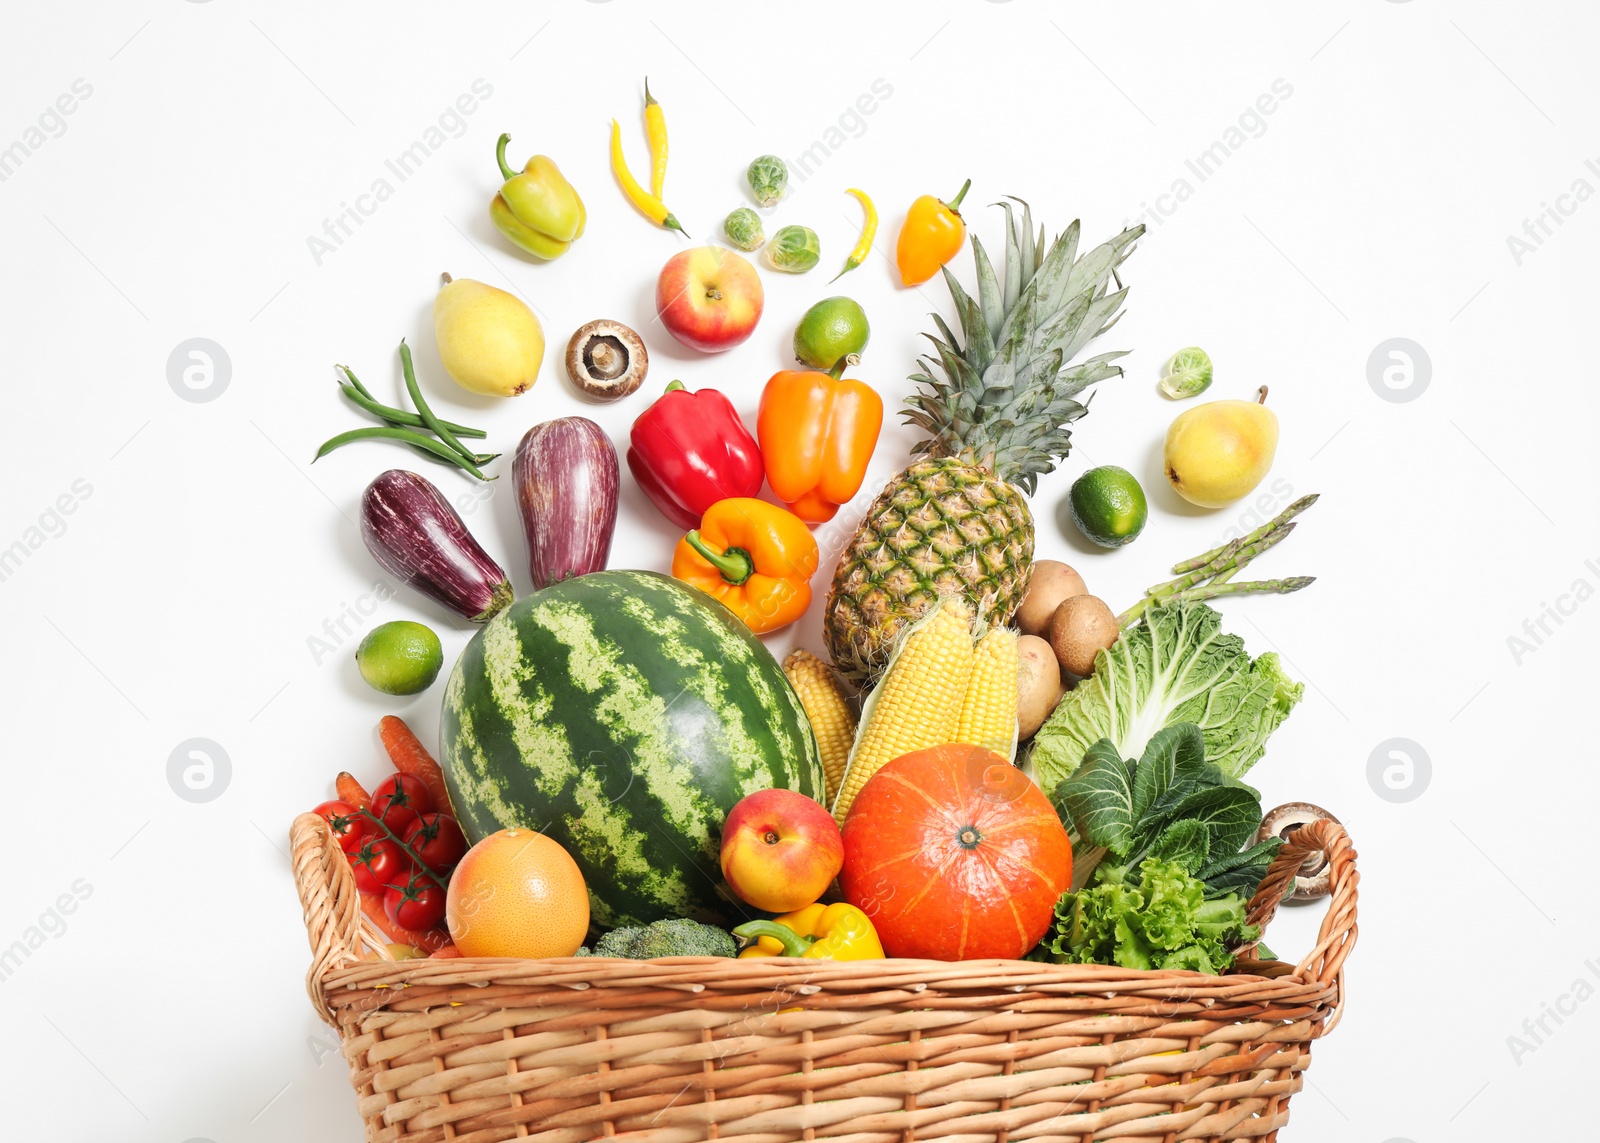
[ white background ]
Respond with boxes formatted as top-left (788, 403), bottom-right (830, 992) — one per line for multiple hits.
top-left (1, 2), bottom-right (1594, 1140)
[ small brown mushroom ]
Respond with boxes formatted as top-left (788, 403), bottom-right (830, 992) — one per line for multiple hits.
top-left (1255, 802), bottom-right (1341, 901)
top-left (566, 319), bottom-right (647, 401)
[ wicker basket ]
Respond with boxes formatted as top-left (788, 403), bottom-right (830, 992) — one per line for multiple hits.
top-left (291, 812), bottom-right (1357, 1143)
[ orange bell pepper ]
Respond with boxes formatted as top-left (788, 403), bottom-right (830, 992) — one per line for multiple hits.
top-left (757, 357), bottom-right (884, 524)
top-left (895, 178), bottom-right (970, 286)
top-left (672, 498), bottom-right (818, 633)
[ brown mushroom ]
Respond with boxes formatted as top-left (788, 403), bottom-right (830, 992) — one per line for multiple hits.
top-left (565, 320), bottom-right (647, 401)
top-left (1255, 802), bottom-right (1341, 901)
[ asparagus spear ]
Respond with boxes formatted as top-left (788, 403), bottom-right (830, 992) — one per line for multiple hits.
top-left (1146, 523), bottom-right (1296, 601)
top-left (1169, 493), bottom-right (1320, 574)
top-left (1117, 495), bottom-right (1321, 627)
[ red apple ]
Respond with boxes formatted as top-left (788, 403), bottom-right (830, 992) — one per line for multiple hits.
top-left (655, 246), bottom-right (763, 352)
top-left (720, 788), bottom-right (842, 913)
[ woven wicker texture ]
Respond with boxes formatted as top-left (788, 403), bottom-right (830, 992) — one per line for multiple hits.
top-left (291, 812), bottom-right (1357, 1143)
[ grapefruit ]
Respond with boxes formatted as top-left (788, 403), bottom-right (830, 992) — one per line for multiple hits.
top-left (446, 828), bottom-right (589, 957)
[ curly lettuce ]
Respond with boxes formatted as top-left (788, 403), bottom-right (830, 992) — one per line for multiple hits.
top-left (1029, 599), bottom-right (1303, 794)
top-left (1039, 857), bottom-right (1259, 974)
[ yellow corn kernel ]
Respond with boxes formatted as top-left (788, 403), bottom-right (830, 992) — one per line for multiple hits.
top-left (953, 626), bottom-right (1020, 761)
top-left (783, 649), bottom-right (857, 806)
top-left (832, 598), bottom-right (975, 824)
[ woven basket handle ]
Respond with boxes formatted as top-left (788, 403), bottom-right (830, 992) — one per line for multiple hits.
top-left (1243, 818), bottom-right (1358, 988)
top-left (290, 811), bottom-right (384, 1023)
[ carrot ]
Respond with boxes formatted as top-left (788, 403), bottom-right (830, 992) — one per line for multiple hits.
top-left (359, 891), bottom-right (450, 953)
top-left (430, 943), bottom-right (464, 959)
top-left (378, 716), bottom-right (452, 813)
top-left (336, 771), bottom-right (371, 810)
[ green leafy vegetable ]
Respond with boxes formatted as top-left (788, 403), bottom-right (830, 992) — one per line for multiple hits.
top-left (1030, 599), bottom-right (1303, 793)
top-left (1039, 858), bottom-right (1259, 973)
top-left (1054, 724), bottom-right (1280, 898)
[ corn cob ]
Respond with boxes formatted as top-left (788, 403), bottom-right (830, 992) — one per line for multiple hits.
top-left (953, 626), bottom-right (1020, 761)
top-left (783, 649), bottom-right (857, 806)
top-left (832, 597), bottom-right (974, 824)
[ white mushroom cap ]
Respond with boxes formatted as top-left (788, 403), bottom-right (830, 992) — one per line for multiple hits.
top-left (1255, 801), bottom-right (1340, 901)
top-left (566, 320), bottom-right (647, 401)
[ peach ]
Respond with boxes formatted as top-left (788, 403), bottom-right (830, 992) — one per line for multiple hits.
top-left (655, 247), bottom-right (763, 353)
top-left (720, 788), bottom-right (842, 913)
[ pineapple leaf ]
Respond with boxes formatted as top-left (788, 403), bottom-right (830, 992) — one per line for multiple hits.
top-left (1012, 198), bottom-right (1037, 283)
top-left (940, 266), bottom-right (995, 376)
top-left (941, 270), bottom-right (982, 349)
top-left (972, 237), bottom-right (1005, 344)
top-left (1055, 220), bottom-right (1080, 282)
top-left (929, 313), bottom-right (962, 359)
top-left (903, 206), bottom-right (1144, 484)
top-left (998, 201), bottom-right (1024, 314)
top-left (1063, 226), bottom-right (1144, 308)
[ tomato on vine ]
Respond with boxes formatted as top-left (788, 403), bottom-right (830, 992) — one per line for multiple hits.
top-left (349, 836), bottom-right (412, 894)
top-left (370, 772), bottom-right (433, 834)
top-left (313, 799), bottom-right (371, 854)
top-left (404, 813), bottom-right (467, 875)
top-left (385, 874), bottom-right (446, 931)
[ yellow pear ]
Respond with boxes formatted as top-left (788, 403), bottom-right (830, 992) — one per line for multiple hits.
top-left (1163, 386), bottom-right (1279, 508)
top-left (432, 274), bottom-right (543, 397)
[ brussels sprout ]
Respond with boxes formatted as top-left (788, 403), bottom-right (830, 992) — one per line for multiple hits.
top-left (765, 225), bottom-right (820, 273)
top-left (1159, 346), bottom-right (1214, 399)
top-left (746, 154), bottom-right (788, 207)
top-left (723, 207), bottom-right (765, 251)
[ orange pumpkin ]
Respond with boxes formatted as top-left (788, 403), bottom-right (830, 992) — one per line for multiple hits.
top-left (838, 744), bottom-right (1072, 960)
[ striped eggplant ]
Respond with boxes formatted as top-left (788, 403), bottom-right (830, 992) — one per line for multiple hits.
top-left (513, 417), bottom-right (619, 590)
top-left (440, 570), bottom-right (824, 929)
top-left (361, 469), bottom-right (512, 623)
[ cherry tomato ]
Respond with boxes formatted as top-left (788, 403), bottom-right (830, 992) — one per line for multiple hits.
top-left (349, 836), bottom-right (412, 894)
top-left (404, 813), bottom-right (468, 875)
top-left (313, 800), bottom-right (370, 854)
top-left (370, 773), bottom-right (433, 833)
top-left (385, 875), bottom-right (446, 931)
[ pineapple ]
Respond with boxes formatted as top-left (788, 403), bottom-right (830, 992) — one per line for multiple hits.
top-left (824, 201), bottom-right (1143, 680)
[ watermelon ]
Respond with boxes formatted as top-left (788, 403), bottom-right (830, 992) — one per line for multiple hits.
top-left (440, 570), bottom-right (824, 929)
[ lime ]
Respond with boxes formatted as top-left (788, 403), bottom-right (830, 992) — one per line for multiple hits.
top-left (1068, 466), bottom-right (1148, 548)
top-left (356, 621), bottom-right (443, 695)
top-left (1159, 346), bottom-right (1213, 399)
top-left (793, 296), bottom-right (870, 369)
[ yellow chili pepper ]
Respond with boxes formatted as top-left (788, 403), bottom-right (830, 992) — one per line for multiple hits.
top-left (733, 902), bottom-right (885, 960)
top-left (830, 188), bottom-right (878, 283)
top-left (644, 77), bottom-right (668, 201)
top-left (610, 119), bottom-right (688, 236)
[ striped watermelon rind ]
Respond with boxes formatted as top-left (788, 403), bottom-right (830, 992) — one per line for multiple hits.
top-left (440, 570), bottom-right (823, 929)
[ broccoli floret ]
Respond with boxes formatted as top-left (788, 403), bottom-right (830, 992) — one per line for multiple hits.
top-left (572, 946), bottom-right (594, 957)
top-left (593, 927), bottom-right (642, 958)
top-left (591, 919), bottom-right (736, 959)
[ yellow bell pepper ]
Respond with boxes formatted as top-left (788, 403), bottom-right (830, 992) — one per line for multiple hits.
top-left (490, 133), bottom-right (585, 260)
top-left (733, 902), bottom-right (884, 960)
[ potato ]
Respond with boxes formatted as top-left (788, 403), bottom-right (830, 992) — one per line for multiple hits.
top-left (1017, 635), bottom-right (1065, 739)
top-left (1048, 594), bottom-right (1119, 677)
top-left (1015, 560), bottom-right (1089, 637)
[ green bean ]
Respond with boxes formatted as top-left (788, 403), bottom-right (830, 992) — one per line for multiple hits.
top-left (399, 340), bottom-right (482, 466)
top-left (338, 363), bottom-right (376, 401)
top-left (313, 426), bottom-right (496, 480)
top-left (336, 369), bottom-right (487, 439)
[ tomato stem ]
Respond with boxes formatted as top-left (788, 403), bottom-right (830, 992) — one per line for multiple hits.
top-left (356, 807), bottom-right (450, 892)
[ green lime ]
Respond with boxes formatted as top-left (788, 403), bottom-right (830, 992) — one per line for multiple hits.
top-left (1159, 346), bottom-right (1214, 399)
top-left (793, 296), bottom-right (870, 369)
top-left (356, 620), bottom-right (443, 695)
top-left (1069, 466), bottom-right (1148, 548)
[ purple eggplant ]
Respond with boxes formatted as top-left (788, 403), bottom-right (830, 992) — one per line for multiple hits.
top-left (361, 470), bottom-right (512, 622)
top-left (513, 417), bottom-right (619, 589)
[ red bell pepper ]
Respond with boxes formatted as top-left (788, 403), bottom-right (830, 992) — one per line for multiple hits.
top-left (627, 380), bottom-right (764, 530)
